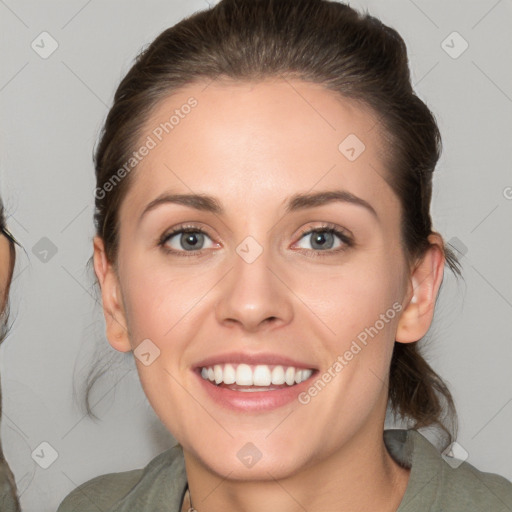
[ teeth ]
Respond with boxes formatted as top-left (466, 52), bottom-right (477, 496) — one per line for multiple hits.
top-left (214, 365), bottom-right (223, 384)
top-left (271, 366), bottom-right (285, 385)
top-left (285, 367), bottom-right (295, 386)
top-left (253, 365), bottom-right (272, 386)
top-left (223, 364), bottom-right (236, 384)
top-left (200, 363), bottom-right (313, 388)
top-left (236, 364), bottom-right (253, 385)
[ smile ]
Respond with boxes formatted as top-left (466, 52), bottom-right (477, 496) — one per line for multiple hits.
top-left (200, 363), bottom-right (314, 391)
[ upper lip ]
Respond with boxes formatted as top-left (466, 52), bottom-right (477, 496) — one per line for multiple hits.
top-left (194, 352), bottom-right (317, 370)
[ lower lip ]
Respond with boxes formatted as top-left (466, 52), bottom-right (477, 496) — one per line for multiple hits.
top-left (195, 370), bottom-right (315, 412)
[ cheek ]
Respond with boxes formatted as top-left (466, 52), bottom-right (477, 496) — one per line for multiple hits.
top-left (119, 254), bottom-right (208, 345)
top-left (302, 270), bottom-right (400, 420)
top-left (117, 258), bottom-right (204, 431)
top-left (298, 257), bottom-right (401, 336)
top-left (301, 258), bottom-right (402, 399)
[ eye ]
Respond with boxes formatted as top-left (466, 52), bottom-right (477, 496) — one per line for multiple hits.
top-left (158, 222), bottom-right (353, 258)
top-left (294, 223), bottom-right (353, 255)
top-left (159, 225), bottom-right (216, 256)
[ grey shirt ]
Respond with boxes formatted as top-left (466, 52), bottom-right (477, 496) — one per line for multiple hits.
top-left (57, 429), bottom-right (512, 511)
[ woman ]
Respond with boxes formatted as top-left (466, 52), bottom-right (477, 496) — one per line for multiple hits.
top-left (58, 0), bottom-right (512, 510)
top-left (0, 201), bottom-right (20, 512)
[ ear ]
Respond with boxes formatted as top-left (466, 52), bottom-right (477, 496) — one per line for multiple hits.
top-left (395, 233), bottom-right (445, 343)
top-left (93, 236), bottom-right (131, 352)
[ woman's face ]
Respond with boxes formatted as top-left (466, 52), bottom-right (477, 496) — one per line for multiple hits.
top-left (96, 78), bottom-right (438, 479)
top-left (0, 231), bottom-right (12, 309)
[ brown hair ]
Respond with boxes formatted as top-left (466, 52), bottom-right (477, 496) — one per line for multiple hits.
top-left (87, 0), bottom-right (462, 444)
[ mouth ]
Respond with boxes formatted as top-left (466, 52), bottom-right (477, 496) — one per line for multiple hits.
top-left (199, 363), bottom-right (314, 391)
top-left (194, 360), bottom-right (317, 411)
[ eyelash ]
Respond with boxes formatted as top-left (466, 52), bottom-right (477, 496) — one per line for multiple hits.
top-left (158, 222), bottom-right (354, 258)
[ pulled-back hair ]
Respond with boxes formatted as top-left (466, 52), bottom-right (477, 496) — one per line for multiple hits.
top-left (86, 0), bottom-right (462, 444)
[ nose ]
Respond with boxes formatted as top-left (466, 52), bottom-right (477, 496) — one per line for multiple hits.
top-left (215, 243), bottom-right (294, 333)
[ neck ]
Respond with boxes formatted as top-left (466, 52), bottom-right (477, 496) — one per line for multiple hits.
top-left (182, 422), bottom-right (410, 512)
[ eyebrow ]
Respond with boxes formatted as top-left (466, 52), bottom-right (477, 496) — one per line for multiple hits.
top-left (139, 189), bottom-right (378, 222)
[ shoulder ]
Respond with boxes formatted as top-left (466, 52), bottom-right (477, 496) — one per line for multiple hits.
top-left (57, 445), bottom-right (184, 512)
top-left (390, 429), bottom-right (512, 511)
top-left (56, 469), bottom-right (143, 512)
top-left (435, 452), bottom-right (512, 510)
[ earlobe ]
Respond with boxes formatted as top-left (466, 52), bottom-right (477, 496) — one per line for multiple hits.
top-left (92, 236), bottom-right (132, 353)
top-left (395, 234), bottom-right (445, 344)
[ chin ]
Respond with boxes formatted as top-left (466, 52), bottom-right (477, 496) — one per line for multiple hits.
top-left (182, 431), bottom-right (317, 481)
top-left (199, 452), bottom-right (308, 482)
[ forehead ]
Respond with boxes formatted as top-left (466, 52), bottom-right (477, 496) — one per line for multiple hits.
top-left (121, 78), bottom-right (398, 221)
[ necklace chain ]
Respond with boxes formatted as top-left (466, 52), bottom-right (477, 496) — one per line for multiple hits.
top-left (185, 488), bottom-right (197, 512)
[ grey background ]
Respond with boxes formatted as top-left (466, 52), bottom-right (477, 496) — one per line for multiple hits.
top-left (0, 0), bottom-right (511, 510)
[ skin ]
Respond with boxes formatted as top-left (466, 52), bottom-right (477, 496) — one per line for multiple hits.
top-left (0, 228), bottom-right (21, 512)
top-left (94, 78), bottom-right (445, 512)
top-left (0, 234), bottom-right (11, 311)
